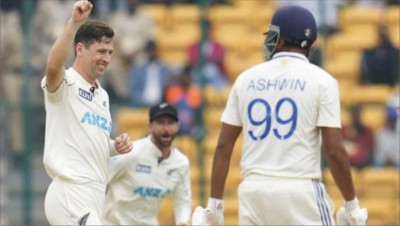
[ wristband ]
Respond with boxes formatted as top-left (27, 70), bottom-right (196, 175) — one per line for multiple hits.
top-left (345, 197), bottom-right (359, 212)
top-left (207, 197), bottom-right (224, 212)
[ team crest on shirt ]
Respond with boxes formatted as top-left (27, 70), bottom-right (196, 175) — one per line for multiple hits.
top-left (79, 88), bottom-right (92, 101)
top-left (136, 163), bottom-right (152, 174)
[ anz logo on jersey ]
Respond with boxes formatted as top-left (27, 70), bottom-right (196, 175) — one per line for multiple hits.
top-left (133, 186), bottom-right (172, 198)
top-left (80, 111), bottom-right (111, 133)
top-left (136, 164), bottom-right (152, 174)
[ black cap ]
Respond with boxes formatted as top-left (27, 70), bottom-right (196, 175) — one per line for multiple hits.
top-left (149, 103), bottom-right (179, 122)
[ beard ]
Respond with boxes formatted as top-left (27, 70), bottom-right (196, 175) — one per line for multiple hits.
top-left (153, 133), bottom-right (175, 148)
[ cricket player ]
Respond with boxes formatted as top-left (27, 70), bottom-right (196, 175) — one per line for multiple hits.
top-left (103, 103), bottom-right (192, 225)
top-left (41, 1), bottom-right (132, 225)
top-left (192, 5), bottom-right (368, 226)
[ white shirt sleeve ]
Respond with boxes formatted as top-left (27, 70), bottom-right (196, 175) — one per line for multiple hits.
top-left (173, 163), bottom-right (192, 225)
top-left (107, 153), bottom-right (131, 184)
top-left (221, 80), bottom-right (242, 127)
top-left (41, 73), bottom-right (69, 103)
top-left (317, 78), bottom-right (341, 128)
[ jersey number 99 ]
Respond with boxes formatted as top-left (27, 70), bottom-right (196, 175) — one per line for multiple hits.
top-left (247, 97), bottom-right (297, 141)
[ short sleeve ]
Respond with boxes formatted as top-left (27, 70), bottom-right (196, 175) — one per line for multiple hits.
top-left (41, 74), bottom-right (70, 103)
top-left (317, 78), bottom-right (341, 128)
top-left (221, 81), bottom-right (242, 127)
top-left (107, 153), bottom-right (131, 184)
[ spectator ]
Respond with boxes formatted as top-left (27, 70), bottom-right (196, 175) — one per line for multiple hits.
top-left (31, 0), bottom-right (76, 102)
top-left (187, 19), bottom-right (229, 89)
top-left (30, 0), bottom-right (75, 154)
top-left (373, 106), bottom-right (400, 168)
top-left (108, 0), bottom-right (155, 66)
top-left (127, 40), bottom-right (173, 107)
top-left (360, 24), bottom-right (400, 86)
top-left (341, 105), bottom-right (375, 168)
top-left (104, 0), bottom-right (156, 103)
top-left (165, 65), bottom-right (202, 136)
top-left (1, 10), bottom-right (24, 166)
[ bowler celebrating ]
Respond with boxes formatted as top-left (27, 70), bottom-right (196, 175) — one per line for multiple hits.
top-left (41, 0), bottom-right (132, 225)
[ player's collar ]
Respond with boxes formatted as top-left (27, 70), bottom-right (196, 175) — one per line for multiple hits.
top-left (272, 52), bottom-right (309, 62)
top-left (69, 67), bottom-right (103, 92)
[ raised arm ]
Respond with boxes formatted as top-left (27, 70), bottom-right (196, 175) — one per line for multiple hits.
top-left (45, 0), bottom-right (92, 92)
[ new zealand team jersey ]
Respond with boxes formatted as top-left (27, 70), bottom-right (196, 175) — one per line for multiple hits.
top-left (222, 52), bottom-right (341, 179)
top-left (103, 136), bottom-right (192, 225)
top-left (41, 67), bottom-right (112, 185)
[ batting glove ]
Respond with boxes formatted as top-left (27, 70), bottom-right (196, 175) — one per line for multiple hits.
top-left (192, 198), bottom-right (224, 226)
top-left (336, 197), bottom-right (368, 226)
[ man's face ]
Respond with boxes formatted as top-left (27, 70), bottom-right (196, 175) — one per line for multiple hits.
top-left (78, 37), bottom-right (113, 79)
top-left (150, 115), bottom-right (179, 148)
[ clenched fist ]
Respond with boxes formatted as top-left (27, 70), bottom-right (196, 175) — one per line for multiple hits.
top-left (71, 0), bottom-right (93, 23)
top-left (114, 133), bottom-right (133, 154)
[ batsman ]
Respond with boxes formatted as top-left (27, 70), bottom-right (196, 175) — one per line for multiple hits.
top-left (192, 5), bottom-right (368, 226)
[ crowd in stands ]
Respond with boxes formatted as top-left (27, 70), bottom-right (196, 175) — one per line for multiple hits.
top-left (0, 0), bottom-right (399, 170)
top-left (360, 23), bottom-right (399, 86)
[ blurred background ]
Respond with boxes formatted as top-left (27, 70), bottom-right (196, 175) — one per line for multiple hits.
top-left (0, 0), bottom-right (399, 225)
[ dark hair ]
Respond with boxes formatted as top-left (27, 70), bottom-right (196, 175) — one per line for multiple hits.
top-left (74, 20), bottom-right (114, 49)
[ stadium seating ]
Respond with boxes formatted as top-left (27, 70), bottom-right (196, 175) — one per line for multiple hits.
top-left (326, 32), bottom-right (377, 57)
top-left (385, 6), bottom-right (400, 25)
top-left (358, 167), bottom-right (399, 199)
top-left (338, 7), bottom-right (383, 32)
top-left (389, 23), bottom-right (400, 47)
top-left (115, 108), bottom-right (149, 139)
top-left (140, 4), bottom-right (169, 28)
top-left (203, 85), bottom-right (231, 107)
top-left (224, 197), bottom-right (239, 225)
top-left (350, 85), bottom-right (393, 105)
top-left (360, 104), bottom-right (386, 131)
top-left (156, 26), bottom-right (199, 66)
top-left (208, 5), bottom-right (249, 30)
top-left (174, 135), bottom-right (198, 164)
top-left (169, 4), bottom-right (201, 28)
top-left (157, 194), bottom-right (175, 225)
top-left (324, 51), bottom-right (361, 84)
top-left (361, 197), bottom-right (395, 225)
top-left (204, 107), bottom-right (223, 127)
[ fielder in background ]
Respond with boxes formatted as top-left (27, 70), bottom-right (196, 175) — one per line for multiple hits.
top-left (192, 5), bottom-right (367, 226)
top-left (103, 103), bottom-right (192, 226)
top-left (41, 0), bottom-right (133, 225)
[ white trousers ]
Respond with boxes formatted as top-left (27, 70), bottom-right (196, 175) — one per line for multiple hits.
top-left (238, 175), bottom-right (335, 225)
top-left (44, 177), bottom-right (106, 225)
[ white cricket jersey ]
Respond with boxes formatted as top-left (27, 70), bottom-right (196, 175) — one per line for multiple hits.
top-left (103, 135), bottom-right (192, 226)
top-left (41, 67), bottom-right (112, 185)
top-left (222, 52), bottom-right (341, 179)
